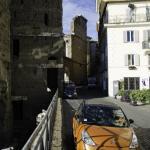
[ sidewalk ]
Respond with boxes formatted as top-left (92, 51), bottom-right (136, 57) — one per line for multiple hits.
top-left (51, 98), bottom-right (62, 150)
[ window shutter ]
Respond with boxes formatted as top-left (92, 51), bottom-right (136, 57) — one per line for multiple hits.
top-left (148, 30), bottom-right (150, 41)
top-left (143, 30), bottom-right (148, 41)
top-left (135, 54), bottom-right (140, 66)
top-left (125, 54), bottom-right (128, 66)
top-left (134, 31), bottom-right (139, 42)
top-left (148, 54), bottom-right (150, 66)
top-left (123, 31), bottom-right (127, 43)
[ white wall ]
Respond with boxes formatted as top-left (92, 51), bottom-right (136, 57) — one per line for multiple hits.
top-left (107, 2), bottom-right (150, 23)
top-left (107, 26), bottom-right (150, 96)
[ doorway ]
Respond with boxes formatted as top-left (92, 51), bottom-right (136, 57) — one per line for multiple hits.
top-left (47, 68), bottom-right (58, 94)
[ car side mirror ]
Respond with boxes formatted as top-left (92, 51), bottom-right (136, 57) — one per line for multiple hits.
top-left (129, 119), bottom-right (134, 124)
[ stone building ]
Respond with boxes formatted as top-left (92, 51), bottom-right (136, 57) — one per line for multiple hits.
top-left (10, 0), bottom-right (64, 147)
top-left (87, 39), bottom-right (98, 78)
top-left (0, 0), bottom-right (12, 148)
top-left (64, 15), bottom-right (87, 85)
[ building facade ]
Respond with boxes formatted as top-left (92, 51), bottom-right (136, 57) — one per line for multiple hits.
top-left (96, 0), bottom-right (150, 96)
top-left (10, 0), bottom-right (64, 147)
top-left (64, 15), bottom-right (87, 85)
top-left (0, 0), bottom-right (12, 148)
top-left (87, 40), bottom-right (98, 78)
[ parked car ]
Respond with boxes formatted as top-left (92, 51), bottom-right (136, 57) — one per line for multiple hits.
top-left (63, 81), bottom-right (77, 99)
top-left (88, 77), bottom-right (96, 89)
top-left (72, 101), bottom-right (139, 150)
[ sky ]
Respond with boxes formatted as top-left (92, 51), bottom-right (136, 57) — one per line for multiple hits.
top-left (63, 0), bottom-right (98, 40)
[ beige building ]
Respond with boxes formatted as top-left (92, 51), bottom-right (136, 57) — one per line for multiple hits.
top-left (0, 0), bottom-right (12, 148)
top-left (64, 15), bottom-right (87, 85)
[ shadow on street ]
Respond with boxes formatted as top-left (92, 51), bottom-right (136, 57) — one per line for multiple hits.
top-left (62, 99), bottom-right (76, 150)
top-left (77, 87), bottom-right (103, 99)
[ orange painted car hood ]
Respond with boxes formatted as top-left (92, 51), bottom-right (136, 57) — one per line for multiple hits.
top-left (82, 124), bottom-right (132, 148)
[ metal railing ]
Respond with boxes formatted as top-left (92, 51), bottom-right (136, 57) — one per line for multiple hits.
top-left (108, 14), bottom-right (150, 24)
top-left (22, 90), bottom-right (58, 150)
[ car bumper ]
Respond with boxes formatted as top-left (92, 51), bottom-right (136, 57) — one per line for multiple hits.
top-left (77, 142), bottom-right (140, 150)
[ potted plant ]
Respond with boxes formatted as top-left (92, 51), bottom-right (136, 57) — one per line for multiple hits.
top-left (121, 90), bottom-right (131, 102)
top-left (130, 90), bottom-right (146, 106)
top-left (116, 89), bottom-right (124, 100)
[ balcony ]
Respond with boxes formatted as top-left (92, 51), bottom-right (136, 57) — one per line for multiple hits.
top-left (143, 41), bottom-right (150, 49)
top-left (108, 14), bottom-right (150, 24)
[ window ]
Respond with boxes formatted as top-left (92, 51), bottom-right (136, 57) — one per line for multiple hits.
top-left (148, 54), bottom-right (150, 66)
top-left (44, 13), bottom-right (49, 26)
top-left (127, 31), bottom-right (134, 42)
top-left (129, 8), bottom-right (135, 22)
top-left (48, 56), bottom-right (57, 60)
top-left (125, 54), bottom-right (140, 66)
top-left (124, 77), bottom-right (139, 90)
top-left (143, 30), bottom-right (150, 41)
top-left (128, 54), bottom-right (134, 65)
top-left (146, 6), bottom-right (150, 21)
top-left (123, 30), bottom-right (139, 42)
top-left (21, 0), bottom-right (23, 4)
top-left (13, 39), bottom-right (20, 57)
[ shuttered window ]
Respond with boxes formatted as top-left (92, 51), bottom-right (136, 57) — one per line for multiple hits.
top-left (148, 54), bottom-right (150, 66)
top-left (124, 77), bottom-right (140, 90)
top-left (143, 30), bottom-right (150, 41)
top-left (146, 7), bottom-right (150, 21)
top-left (123, 30), bottom-right (139, 42)
top-left (125, 54), bottom-right (140, 66)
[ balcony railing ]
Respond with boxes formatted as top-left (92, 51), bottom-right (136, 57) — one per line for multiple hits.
top-left (143, 41), bottom-right (150, 49)
top-left (108, 14), bottom-right (150, 24)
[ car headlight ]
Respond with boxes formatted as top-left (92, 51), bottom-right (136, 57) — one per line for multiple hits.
top-left (130, 130), bottom-right (139, 149)
top-left (82, 130), bottom-right (96, 146)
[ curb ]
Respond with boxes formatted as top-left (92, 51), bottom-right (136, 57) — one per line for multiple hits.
top-left (51, 98), bottom-right (62, 150)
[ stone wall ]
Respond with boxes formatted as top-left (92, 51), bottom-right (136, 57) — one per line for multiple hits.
top-left (0, 0), bottom-right (12, 148)
top-left (71, 15), bottom-right (87, 39)
top-left (11, 0), bottom-right (62, 35)
top-left (64, 15), bottom-right (87, 85)
top-left (10, 0), bottom-right (64, 148)
top-left (71, 35), bottom-right (87, 84)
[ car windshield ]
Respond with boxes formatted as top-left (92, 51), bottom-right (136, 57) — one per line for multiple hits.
top-left (82, 105), bottom-right (129, 127)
